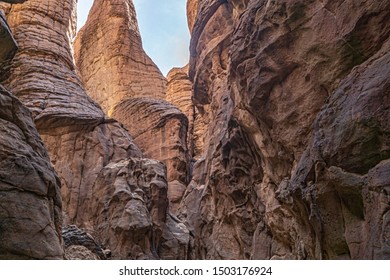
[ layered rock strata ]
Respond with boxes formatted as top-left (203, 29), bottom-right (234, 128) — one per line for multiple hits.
top-left (166, 65), bottom-right (206, 159)
top-left (111, 98), bottom-right (190, 214)
top-left (74, 0), bottom-right (166, 116)
top-left (0, 6), bottom-right (63, 258)
top-left (2, 0), bottom-right (388, 261)
top-left (1, 0), bottom-right (189, 259)
top-left (181, 0), bottom-right (390, 259)
top-left (75, 0), bottom-right (191, 213)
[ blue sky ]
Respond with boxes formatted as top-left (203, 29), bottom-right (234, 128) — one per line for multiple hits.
top-left (77, 0), bottom-right (190, 76)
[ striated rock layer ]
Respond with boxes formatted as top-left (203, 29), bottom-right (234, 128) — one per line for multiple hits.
top-left (0, 0), bottom-right (63, 260)
top-left (180, 0), bottom-right (390, 259)
top-left (1, 0), bottom-right (189, 259)
top-left (111, 97), bottom-right (190, 214)
top-left (0, 11), bottom-right (61, 258)
top-left (74, 0), bottom-right (166, 116)
top-left (166, 65), bottom-right (206, 160)
top-left (75, 0), bottom-right (191, 214)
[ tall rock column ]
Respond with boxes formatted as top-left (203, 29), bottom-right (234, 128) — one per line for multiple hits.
top-left (1, 0), bottom-right (189, 259)
top-left (75, 0), bottom-right (191, 214)
top-left (166, 65), bottom-right (206, 160)
top-left (74, 0), bottom-right (166, 115)
top-left (0, 0), bottom-right (63, 259)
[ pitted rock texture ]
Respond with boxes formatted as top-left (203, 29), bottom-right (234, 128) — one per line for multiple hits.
top-left (2, 0), bottom-right (388, 261)
top-left (1, 0), bottom-right (190, 259)
top-left (89, 158), bottom-right (190, 259)
top-left (0, 85), bottom-right (63, 259)
top-left (0, 0), bottom-right (63, 260)
top-left (40, 119), bottom-right (142, 227)
top-left (0, 0), bottom-right (140, 225)
top-left (0, 0), bottom-right (103, 124)
top-left (181, 0), bottom-right (390, 259)
top-left (287, 41), bottom-right (390, 259)
top-left (74, 0), bottom-right (191, 213)
top-left (166, 65), bottom-right (206, 159)
top-left (74, 0), bottom-right (166, 116)
top-left (111, 98), bottom-right (190, 214)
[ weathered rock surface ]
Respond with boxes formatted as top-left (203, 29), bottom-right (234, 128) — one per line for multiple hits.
top-left (89, 158), bottom-right (190, 259)
top-left (2, 0), bottom-right (388, 261)
top-left (0, 0), bottom-right (63, 260)
top-left (74, 0), bottom-right (166, 116)
top-left (181, 0), bottom-right (390, 259)
top-left (166, 65), bottom-right (206, 159)
top-left (186, 0), bottom-right (199, 32)
top-left (287, 41), bottom-right (390, 259)
top-left (0, 0), bottom-right (140, 225)
top-left (111, 98), bottom-right (190, 214)
top-left (0, 0), bottom-right (102, 124)
top-left (63, 225), bottom-right (107, 260)
top-left (1, 0), bottom-right (190, 259)
top-left (0, 84), bottom-right (63, 259)
top-left (75, 0), bottom-right (191, 215)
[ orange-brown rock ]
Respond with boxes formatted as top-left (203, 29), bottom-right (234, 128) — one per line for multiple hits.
top-left (1, 0), bottom-right (189, 259)
top-left (186, 0), bottom-right (199, 32)
top-left (0, 0), bottom-right (139, 225)
top-left (75, 0), bottom-right (191, 214)
top-left (0, 1), bottom-right (63, 259)
top-left (180, 0), bottom-right (390, 259)
top-left (90, 158), bottom-right (190, 259)
top-left (74, 0), bottom-right (166, 116)
top-left (0, 1), bottom-right (102, 124)
top-left (111, 97), bottom-right (190, 214)
top-left (2, 0), bottom-right (388, 261)
top-left (166, 65), bottom-right (206, 160)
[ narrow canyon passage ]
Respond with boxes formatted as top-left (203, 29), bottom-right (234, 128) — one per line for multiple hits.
top-left (0, 0), bottom-right (389, 260)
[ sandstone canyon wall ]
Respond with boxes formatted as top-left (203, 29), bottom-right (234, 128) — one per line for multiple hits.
top-left (166, 65), bottom-right (206, 160)
top-left (180, 0), bottom-right (389, 259)
top-left (0, 0), bottom-right (189, 259)
top-left (0, 0), bottom-right (63, 259)
top-left (74, 0), bottom-right (191, 214)
top-left (0, 0), bottom-right (389, 260)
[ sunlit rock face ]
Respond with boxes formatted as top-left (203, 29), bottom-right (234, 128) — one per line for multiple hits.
top-left (111, 97), bottom-right (190, 214)
top-left (181, 0), bottom-right (390, 259)
top-left (1, 0), bottom-right (190, 259)
top-left (74, 0), bottom-right (166, 116)
top-left (74, 0), bottom-right (191, 215)
top-left (166, 65), bottom-right (206, 160)
top-left (1, 0), bottom-right (388, 260)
